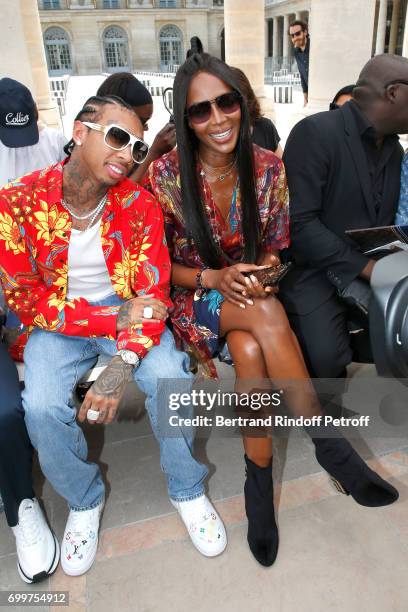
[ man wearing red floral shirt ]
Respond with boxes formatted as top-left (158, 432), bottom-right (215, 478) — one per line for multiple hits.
top-left (0, 96), bottom-right (226, 581)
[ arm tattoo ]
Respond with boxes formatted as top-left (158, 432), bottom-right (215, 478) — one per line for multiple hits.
top-left (92, 356), bottom-right (133, 398)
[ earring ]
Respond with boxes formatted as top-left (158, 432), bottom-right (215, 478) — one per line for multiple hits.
top-left (75, 140), bottom-right (82, 146)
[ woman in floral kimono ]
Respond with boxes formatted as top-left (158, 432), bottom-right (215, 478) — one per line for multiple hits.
top-left (149, 53), bottom-right (398, 568)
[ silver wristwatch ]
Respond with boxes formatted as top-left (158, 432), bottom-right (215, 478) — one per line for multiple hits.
top-left (116, 350), bottom-right (140, 368)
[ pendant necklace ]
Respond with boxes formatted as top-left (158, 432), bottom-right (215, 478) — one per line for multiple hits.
top-left (199, 157), bottom-right (236, 182)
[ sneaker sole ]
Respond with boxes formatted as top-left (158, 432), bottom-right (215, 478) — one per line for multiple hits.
top-left (171, 499), bottom-right (227, 558)
top-left (17, 532), bottom-right (60, 584)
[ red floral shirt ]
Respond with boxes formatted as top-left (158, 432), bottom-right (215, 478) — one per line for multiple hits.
top-left (0, 161), bottom-right (171, 361)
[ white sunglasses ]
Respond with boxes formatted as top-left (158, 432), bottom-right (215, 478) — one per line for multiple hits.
top-left (81, 121), bottom-right (149, 164)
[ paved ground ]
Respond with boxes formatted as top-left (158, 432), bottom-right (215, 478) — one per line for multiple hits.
top-left (1, 362), bottom-right (408, 612)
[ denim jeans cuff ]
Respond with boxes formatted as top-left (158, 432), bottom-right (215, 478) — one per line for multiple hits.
top-left (69, 495), bottom-right (105, 512)
top-left (169, 488), bottom-right (205, 503)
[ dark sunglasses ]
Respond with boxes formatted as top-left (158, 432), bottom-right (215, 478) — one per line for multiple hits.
top-left (186, 91), bottom-right (241, 125)
top-left (81, 121), bottom-right (149, 164)
top-left (290, 30), bottom-right (303, 38)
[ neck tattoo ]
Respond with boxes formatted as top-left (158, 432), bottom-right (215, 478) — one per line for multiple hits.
top-left (61, 194), bottom-right (108, 231)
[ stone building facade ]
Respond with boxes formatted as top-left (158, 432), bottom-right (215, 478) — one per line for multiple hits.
top-left (37, 0), bottom-right (225, 75)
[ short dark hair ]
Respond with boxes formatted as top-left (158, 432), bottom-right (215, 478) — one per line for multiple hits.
top-left (97, 72), bottom-right (153, 108)
top-left (288, 19), bottom-right (308, 35)
top-left (329, 85), bottom-right (355, 110)
top-left (333, 84), bottom-right (355, 104)
top-left (173, 52), bottom-right (261, 268)
top-left (63, 94), bottom-right (136, 157)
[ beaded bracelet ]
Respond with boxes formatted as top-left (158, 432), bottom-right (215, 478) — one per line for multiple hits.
top-left (196, 266), bottom-right (209, 293)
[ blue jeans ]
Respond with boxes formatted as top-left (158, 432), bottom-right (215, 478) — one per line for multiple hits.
top-left (22, 296), bottom-right (208, 510)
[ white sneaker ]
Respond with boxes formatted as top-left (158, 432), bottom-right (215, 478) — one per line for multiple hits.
top-left (61, 499), bottom-right (104, 576)
top-left (171, 495), bottom-right (227, 557)
top-left (12, 498), bottom-right (59, 584)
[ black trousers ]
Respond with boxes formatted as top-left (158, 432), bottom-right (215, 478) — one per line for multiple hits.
top-left (284, 295), bottom-right (354, 379)
top-left (0, 342), bottom-right (34, 527)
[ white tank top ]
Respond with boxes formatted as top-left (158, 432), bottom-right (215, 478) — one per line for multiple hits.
top-left (67, 219), bottom-right (114, 301)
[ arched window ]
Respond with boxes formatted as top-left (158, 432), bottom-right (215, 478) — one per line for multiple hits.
top-left (44, 27), bottom-right (72, 76)
top-left (103, 26), bottom-right (130, 72)
top-left (43, 0), bottom-right (61, 8)
top-left (159, 25), bottom-right (183, 72)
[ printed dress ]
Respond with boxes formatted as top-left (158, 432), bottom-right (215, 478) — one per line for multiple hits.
top-left (149, 144), bottom-right (289, 377)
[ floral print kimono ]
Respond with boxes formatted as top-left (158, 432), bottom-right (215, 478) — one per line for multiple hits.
top-left (149, 144), bottom-right (290, 377)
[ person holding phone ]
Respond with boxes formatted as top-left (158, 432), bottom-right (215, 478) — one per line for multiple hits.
top-left (149, 53), bottom-right (398, 569)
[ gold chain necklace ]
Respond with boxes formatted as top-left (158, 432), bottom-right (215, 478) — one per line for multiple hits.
top-left (199, 157), bottom-right (236, 182)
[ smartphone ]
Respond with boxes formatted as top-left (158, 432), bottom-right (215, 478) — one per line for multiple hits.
top-left (243, 262), bottom-right (293, 288)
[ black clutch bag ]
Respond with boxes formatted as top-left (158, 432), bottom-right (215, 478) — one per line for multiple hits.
top-left (243, 262), bottom-right (293, 288)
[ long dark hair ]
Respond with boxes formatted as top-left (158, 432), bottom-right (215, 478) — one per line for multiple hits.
top-left (231, 67), bottom-right (262, 125)
top-left (173, 53), bottom-right (261, 268)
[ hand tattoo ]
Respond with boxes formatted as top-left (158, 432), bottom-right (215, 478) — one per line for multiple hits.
top-left (117, 301), bottom-right (133, 332)
top-left (92, 356), bottom-right (133, 399)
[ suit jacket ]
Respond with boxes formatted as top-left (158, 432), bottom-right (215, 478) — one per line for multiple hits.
top-left (280, 101), bottom-right (403, 315)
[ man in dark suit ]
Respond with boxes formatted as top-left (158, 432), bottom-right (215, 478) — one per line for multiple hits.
top-left (280, 54), bottom-right (408, 378)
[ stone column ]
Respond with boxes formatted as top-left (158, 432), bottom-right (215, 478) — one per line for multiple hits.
top-left (265, 19), bottom-right (269, 57)
top-left (295, 11), bottom-right (302, 19)
top-left (375, 0), bottom-right (388, 55)
top-left (283, 14), bottom-right (290, 57)
top-left (273, 16), bottom-right (279, 57)
top-left (302, 0), bottom-right (376, 118)
top-left (0, 0), bottom-right (60, 128)
top-left (388, 0), bottom-right (401, 54)
top-left (403, 1), bottom-right (408, 56)
top-left (224, 0), bottom-right (275, 118)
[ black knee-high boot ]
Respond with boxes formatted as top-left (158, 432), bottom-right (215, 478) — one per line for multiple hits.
top-left (308, 424), bottom-right (398, 507)
top-left (244, 455), bottom-right (279, 567)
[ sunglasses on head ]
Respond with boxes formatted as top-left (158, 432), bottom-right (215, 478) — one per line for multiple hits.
top-left (186, 91), bottom-right (241, 125)
top-left (290, 29), bottom-right (303, 38)
top-left (81, 121), bottom-right (149, 164)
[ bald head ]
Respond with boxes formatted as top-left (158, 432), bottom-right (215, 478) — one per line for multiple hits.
top-left (352, 54), bottom-right (408, 135)
top-left (355, 54), bottom-right (408, 97)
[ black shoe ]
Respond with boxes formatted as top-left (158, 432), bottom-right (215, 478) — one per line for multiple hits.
top-left (244, 455), bottom-right (279, 567)
top-left (308, 424), bottom-right (399, 507)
